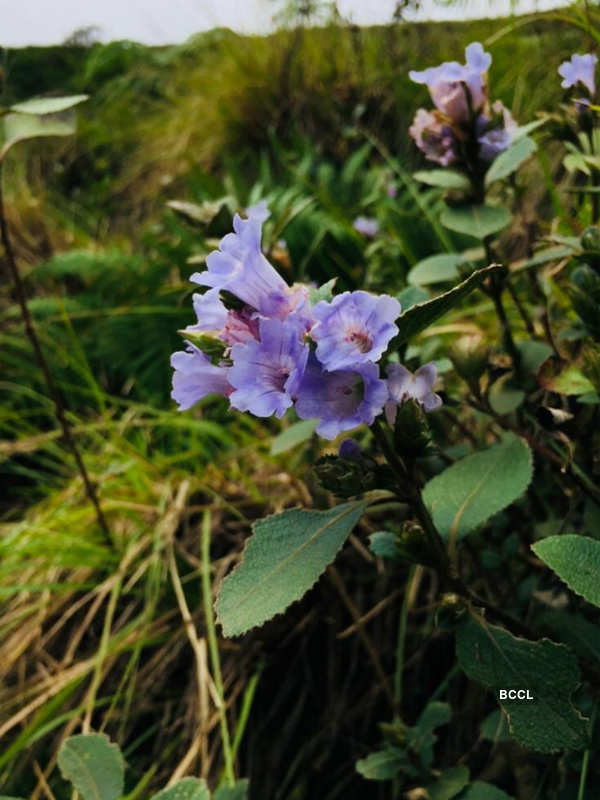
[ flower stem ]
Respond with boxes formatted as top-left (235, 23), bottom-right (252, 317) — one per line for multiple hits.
top-left (0, 160), bottom-right (112, 548)
top-left (201, 510), bottom-right (236, 786)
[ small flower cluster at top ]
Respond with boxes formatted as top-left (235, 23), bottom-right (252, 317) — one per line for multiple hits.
top-left (408, 42), bottom-right (517, 166)
top-left (558, 52), bottom-right (597, 105)
top-left (171, 203), bottom-right (441, 440)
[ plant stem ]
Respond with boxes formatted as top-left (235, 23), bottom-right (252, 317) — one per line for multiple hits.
top-left (0, 161), bottom-right (112, 547)
top-left (201, 510), bottom-right (235, 786)
top-left (482, 237), bottom-right (521, 375)
top-left (577, 747), bottom-right (591, 800)
top-left (394, 565), bottom-right (416, 705)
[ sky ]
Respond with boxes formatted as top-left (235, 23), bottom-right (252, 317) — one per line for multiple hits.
top-left (0, 0), bottom-right (568, 47)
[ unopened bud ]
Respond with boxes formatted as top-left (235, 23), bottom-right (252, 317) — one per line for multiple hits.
top-left (393, 400), bottom-right (434, 458)
top-left (314, 454), bottom-right (375, 498)
top-left (449, 333), bottom-right (488, 389)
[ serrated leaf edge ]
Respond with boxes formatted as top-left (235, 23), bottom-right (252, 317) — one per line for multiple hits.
top-left (57, 732), bottom-right (125, 800)
top-left (215, 502), bottom-right (366, 637)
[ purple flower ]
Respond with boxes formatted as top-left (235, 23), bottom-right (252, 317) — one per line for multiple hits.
top-left (228, 317), bottom-right (309, 419)
top-left (353, 216), bottom-right (379, 238)
top-left (338, 438), bottom-right (362, 460)
top-left (559, 53), bottom-right (597, 96)
top-left (409, 109), bottom-right (457, 166)
top-left (409, 42), bottom-right (491, 122)
top-left (387, 184), bottom-right (397, 198)
top-left (184, 287), bottom-right (260, 348)
top-left (187, 287), bottom-right (228, 332)
top-left (311, 290), bottom-right (401, 372)
top-left (171, 344), bottom-right (231, 411)
top-left (385, 362), bottom-right (442, 424)
top-left (477, 101), bottom-right (518, 161)
top-left (190, 202), bottom-right (300, 319)
top-left (295, 356), bottom-right (388, 440)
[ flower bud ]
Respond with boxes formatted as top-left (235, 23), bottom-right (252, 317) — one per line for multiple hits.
top-left (314, 454), bottom-right (376, 498)
top-left (449, 333), bottom-right (488, 389)
top-left (569, 265), bottom-right (600, 339)
top-left (393, 400), bottom-right (434, 459)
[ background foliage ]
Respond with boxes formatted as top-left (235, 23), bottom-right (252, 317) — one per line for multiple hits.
top-left (2, 5), bottom-right (600, 800)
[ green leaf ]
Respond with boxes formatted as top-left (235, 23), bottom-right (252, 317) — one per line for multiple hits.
top-left (396, 285), bottom-right (430, 310)
top-left (8, 95), bottom-right (88, 115)
top-left (440, 205), bottom-right (511, 240)
top-left (488, 373), bottom-right (525, 415)
top-left (213, 780), bottom-right (250, 800)
top-left (408, 253), bottom-right (464, 286)
top-left (369, 531), bottom-right (400, 560)
top-left (355, 746), bottom-right (411, 780)
top-left (456, 619), bottom-right (589, 752)
top-left (409, 701), bottom-right (451, 769)
top-left (422, 433), bottom-right (533, 541)
top-left (395, 265), bottom-right (501, 346)
top-left (538, 609), bottom-right (600, 665)
top-left (151, 777), bottom-right (211, 800)
top-left (425, 766), bottom-right (470, 800)
top-left (413, 169), bottom-right (471, 191)
top-left (518, 340), bottom-right (553, 375)
top-left (538, 360), bottom-right (596, 396)
top-left (308, 278), bottom-right (336, 304)
top-left (511, 119), bottom-right (546, 139)
top-left (480, 710), bottom-right (511, 743)
top-left (57, 733), bottom-right (124, 800)
top-left (515, 245), bottom-right (579, 271)
top-left (532, 535), bottom-right (600, 608)
top-left (270, 419), bottom-right (317, 455)
top-left (1, 112), bottom-right (76, 159)
top-left (459, 781), bottom-right (514, 800)
top-left (485, 136), bottom-right (537, 186)
top-left (216, 502), bottom-right (366, 636)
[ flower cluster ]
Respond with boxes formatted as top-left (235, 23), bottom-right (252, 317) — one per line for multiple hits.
top-left (408, 42), bottom-right (517, 166)
top-left (171, 204), bottom-right (441, 439)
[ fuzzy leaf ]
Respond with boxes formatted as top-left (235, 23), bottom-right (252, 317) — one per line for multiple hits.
top-left (532, 535), bottom-right (600, 608)
top-left (8, 95), bottom-right (88, 115)
top-left (216, 502), bottom-right (366, 636)
top-left (213, 780), bottom-right (250, 800)
top-left (440, 205), bottom-right (511, 239)
top-left (413, 169), bottom-right (471, 190)
top-left (270, 419), bottom-right (317, 455)
top-left (57, 733), bottom-right (124, 800)
top-left (395, 264), bottom-right (501, 346)
top-left (456, 619), bottom-right (588, 752)
top-left (408, 253), bottom-right (464, 286)
top-left (459, 782), bottom-right (514, 800)
top-left (422, 434), bottom-right (533, 541)
top-left (151, 778), bottom-right (210, 800)
top-left (485, 136), bottom-right (537, 186)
